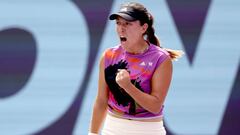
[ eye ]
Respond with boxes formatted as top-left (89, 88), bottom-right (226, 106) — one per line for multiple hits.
top-left (125, 22), bottom-right (132, 26)
top-left (116, 21), bottom-right (120, 25)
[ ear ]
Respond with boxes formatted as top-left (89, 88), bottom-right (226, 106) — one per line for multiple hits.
top-left (142, 23), bottom-right (148, 34)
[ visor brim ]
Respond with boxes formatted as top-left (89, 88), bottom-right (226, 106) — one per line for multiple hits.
top-left (109, 13), bottom-right (136, 21)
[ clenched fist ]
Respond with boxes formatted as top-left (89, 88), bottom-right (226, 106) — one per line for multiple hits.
top-left (115, 69), bottom-right (131, 90)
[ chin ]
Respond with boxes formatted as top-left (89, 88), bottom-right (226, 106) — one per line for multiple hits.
top-left (120, 41), bottom-right (127, 46)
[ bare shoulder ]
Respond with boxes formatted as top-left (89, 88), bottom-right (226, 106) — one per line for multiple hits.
top-left (156, 56), bottom-right (172, 73)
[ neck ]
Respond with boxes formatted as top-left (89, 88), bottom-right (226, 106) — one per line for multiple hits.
top-left (123, 39), bottom-right (149, 54)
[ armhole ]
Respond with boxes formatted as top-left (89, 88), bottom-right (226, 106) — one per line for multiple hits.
top-left (102, 48), bottom-right (112, 68)
top-left (155, 53), bottom-right (170, 70)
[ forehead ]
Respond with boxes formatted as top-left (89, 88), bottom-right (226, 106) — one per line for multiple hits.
top-left (116, 16), bottom-right (139, 23)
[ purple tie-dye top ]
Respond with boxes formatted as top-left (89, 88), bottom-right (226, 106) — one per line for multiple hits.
top-left (104, 43), bottom-right (169, 120)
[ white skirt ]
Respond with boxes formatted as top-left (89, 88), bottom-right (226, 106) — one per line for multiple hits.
top-left (101, 114), bottom-right (166, 135)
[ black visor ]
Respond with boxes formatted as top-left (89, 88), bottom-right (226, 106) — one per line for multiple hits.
top-left (109, 6), bottom-right (149, 22)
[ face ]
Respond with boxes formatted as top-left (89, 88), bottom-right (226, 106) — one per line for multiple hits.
top-left (115, 17), bottom-right (148, 47)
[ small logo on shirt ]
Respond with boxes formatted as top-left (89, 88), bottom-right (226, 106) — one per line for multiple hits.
top-left (140, 62), bottom-right (146, 66)
top-left (148, 62), bottom-right (153, 66)
top-left (140, 62), bottom-right (153, 66)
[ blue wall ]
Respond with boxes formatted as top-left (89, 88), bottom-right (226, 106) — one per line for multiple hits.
top-left (0, 0), bottom-right (239, 135)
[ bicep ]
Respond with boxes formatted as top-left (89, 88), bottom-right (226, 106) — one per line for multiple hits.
top-left (151, 57), bottom-right (173, 103)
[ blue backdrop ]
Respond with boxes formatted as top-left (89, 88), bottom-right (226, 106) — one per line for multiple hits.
top-left (0, 0), bottom-right (239, 135)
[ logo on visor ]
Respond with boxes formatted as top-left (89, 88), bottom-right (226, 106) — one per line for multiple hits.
top-left (121, 7), bottom-right (128, 12)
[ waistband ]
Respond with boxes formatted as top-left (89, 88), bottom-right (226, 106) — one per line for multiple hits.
top-left (107, 111), bottom-right (163, 122)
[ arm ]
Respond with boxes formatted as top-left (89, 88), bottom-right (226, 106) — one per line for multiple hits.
top-left (89, 54), bottom-right (109, 133)
top-left (116, 57), bottom-right (172, 114)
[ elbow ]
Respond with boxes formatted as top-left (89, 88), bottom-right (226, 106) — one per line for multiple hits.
top-left (149, 104), bottom-right (163, 114)
top-left (150, 108), bottom-right (161, 114)
top-left (94, 98), bottom-right (108, 110)
top-left (148, 98), bottom-right (163, 114)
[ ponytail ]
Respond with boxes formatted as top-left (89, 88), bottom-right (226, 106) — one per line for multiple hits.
top-left (145, 14), bottom-right (184, 61)
top-left (146, 17), bottom-right (160, 46)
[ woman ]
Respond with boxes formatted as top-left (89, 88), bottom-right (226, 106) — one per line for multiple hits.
top-left (89, 2), bottom-right (183, 135)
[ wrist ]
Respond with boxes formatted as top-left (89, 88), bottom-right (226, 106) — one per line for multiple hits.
top-left (123, 83), bottom-right (135, 93)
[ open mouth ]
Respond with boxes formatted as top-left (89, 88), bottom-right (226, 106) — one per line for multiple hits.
top-left (120, 36), bottom-right (127, 42)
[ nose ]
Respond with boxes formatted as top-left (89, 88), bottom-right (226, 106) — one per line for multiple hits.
top-left (119, 24), bottom-right (126, 32)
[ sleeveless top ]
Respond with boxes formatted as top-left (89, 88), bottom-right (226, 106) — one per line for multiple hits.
top-left (104, 43), bottom-right (169, 120)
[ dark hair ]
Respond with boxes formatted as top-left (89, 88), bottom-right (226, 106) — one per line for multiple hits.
top-left (123, 2), bottom-right (184, 60)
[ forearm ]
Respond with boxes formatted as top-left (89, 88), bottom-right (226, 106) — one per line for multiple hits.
top-left (89, 100), bottom-right (108, 134)
top-left (125, 84), bottom-right (164, 114)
